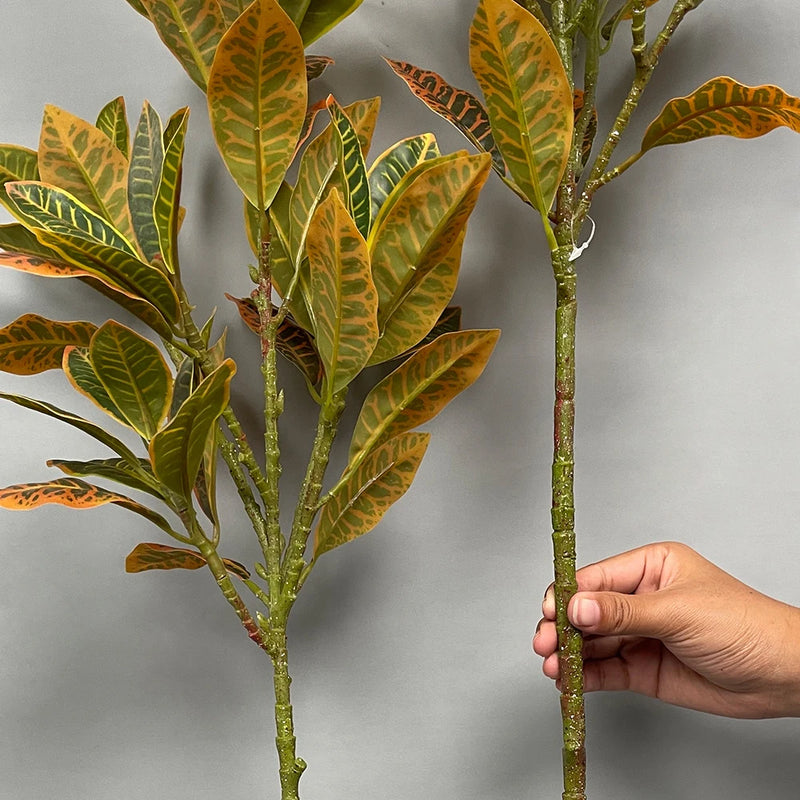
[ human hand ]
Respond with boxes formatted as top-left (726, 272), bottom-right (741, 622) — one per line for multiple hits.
top-left (533, 541), bottom-right (800, 718)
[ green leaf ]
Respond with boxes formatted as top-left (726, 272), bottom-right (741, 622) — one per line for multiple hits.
top-left (367, 232), bottom-right (464, 366)
top-left (125, 541), bottom-right (251, 579)
top-left (367, 133), bottom-right (440, 221)
top-left (48, 457), bottom-right (164, 499)
top-left (169, 357), bottom-right (196, 419)
top-left (154, 108), bottom-right (189, 272)
top-left (307, 190), bottom-right (378, 397)
top-left (0, 145), bottom-right (39, 206)
top-left (401, 305), bottom-right (462, 356)
top-left (63, 346), bottom-right (130, 427)
top-left (293, 0), bottom-right (365, 45)
top-left (216, 0), bottom-right (246, 24)
top-left (140, 0), bottom-right (227, 91)
top-left (125, 0), bottom-right (151, 17)
top-left (128, 102), bottom-right (165, 264)
top-left (207, 0), bottom-right (307, 210)
top-left (38, 104), bottom-right (136, 246)
top-left (640, 77), bottom-right (800, 152)
top-left (149, 359), bottom-right (236, 497)
top-left (349, 329), bottom-right (500, 465)
top-left (326, 96), bottom-right (371, 238)
top-left (96, 97), bottom-right (131, 159)
top-left (384, 59), bottom-right (506, 175)
top-left (0, 392), bottom-right (141, 465)
top-left (90, 321), bottom-right (173, 440)
top-left (469, 0), bottom-right (573, 213)
top-left (0, 314), bottom-right (96, 375)
top-left (315, 432), bottom-right (430, 557)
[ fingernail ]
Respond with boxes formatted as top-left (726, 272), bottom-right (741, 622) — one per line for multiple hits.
top-left (573, 598), bottom-right (600, 628)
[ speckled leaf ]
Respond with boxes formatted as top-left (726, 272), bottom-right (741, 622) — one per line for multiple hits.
top-left (128, 102), bottom-right (164, 264)
top-left (207, 0), bottom-right (307, 210)
top-left (640, 78), bottom-right (800, 152)
top-left (125, 542), bottom-right (250, 578)
top-left (367, 134), bottom-right (440, 221)
top-left (306, 55), bottom-right (334, 82)
top-left (368, 153), bottom-right (490, 342)
top-left (153, 108), bottom-right (188, 272)
top-left (48, 457), bottom-right (163, 499)
top-left (140, 0), bottom-right (227, 91)
top-left (315, 432), bottom-right (430, 557)
top-left (404, 306), bottom-right (462, 355)
top-left (0, 392), bottom-right (140, 465)
top-left (385, 59), bottom-right (505, 174)
top-left (38, 105), bottom-right (136, 245)
top-left (307, 190), bottom-right (378, 396)
top-left (0, 314), bottom-right (96, 375)
top-left (63, 346), bottom-right (129, 426)
top-left (96, 97), bottom-right (131, 159)
top-left (326, 96), bottom-right (371, 237)
top-left (469, 0), bottom-right (573, 212)
top-left (348, 328), bottom-right (500, 466)
top-left (216, 0), bottom-right (246, 24)
top-left (149, 359), bottom-right (235, 498)
top-left (90, 321), bottom-right (172, 439)
top-left (367, 232), bottom-right (464, 366)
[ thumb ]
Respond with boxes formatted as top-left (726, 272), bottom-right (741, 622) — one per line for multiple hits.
top-left (568, 590), bottom-right (674, 638)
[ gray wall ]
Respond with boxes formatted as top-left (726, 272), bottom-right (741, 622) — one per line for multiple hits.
top-left (1, 1), bottom-right (799, 798)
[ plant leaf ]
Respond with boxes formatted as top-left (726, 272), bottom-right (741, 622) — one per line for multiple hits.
top-left (640, 77), bottom-right (800, 152)
top-left (48, 457), bottom-right (164, 499)
top-left (207, 0), bottom-right (307, 210)
top-left (367, 133), bottom-right (440, 221)
top-left (348, 328), bottom-right (500, 465)
top-left (0, 145), bottom-right (39, 206)
top-left (307, 190), bottom-right (378, 397)
top-left (90, 321), bottom-right (173, 440)
top-left (63, 346), bottom-right (130, 426)
top-left (128, 102), bottom-right (165, 264)
top-left (154, 108), bottom-right (189, 272)
top-left (0, 314), bottom-right (96, 375)
top-left (140, 0), bottom-right (227, 91)
top-left (384, 58), bottom-right (506, 175)
top-left (96, 97), bottom-right (131, 159)
top-left (38, 105), bottom-right (136, 246)
top-left (216, 0), bottom-right (246, 24)
top-left (149, 359), bottom-right (236, 497)
top-left (125, 0), bottom-right (151, 17)
top-left (315, 432), bottom-right (430, 557)
top-left (326, 96), bottom-right (371, 237)
top-left (306, 55), bottom-right (334, 82)
top-left (294, 0), bottom-right (365, 46)
top-left (469, 0), bottom-right (573, 213)
top-left (402, 305), bottom-right (463, 356)
top-left (125, 541), bottom-right (251, 578)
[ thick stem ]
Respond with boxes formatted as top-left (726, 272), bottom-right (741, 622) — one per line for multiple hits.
top-left (551, 245), bottom-right (585, 800)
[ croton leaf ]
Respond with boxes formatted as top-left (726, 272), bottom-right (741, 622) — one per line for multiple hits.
top-left (293, 98), bottom-right (328, 162)
top-left (208, 0), bottom-right (307, 210)
top-left (89, 321), bottom-right (173, 440)
top-left (306, 55), bottom-right (334, 82)
top-left (63, 346), bottom-right (129, 426)
top-left (282, 0), bottom-right (364, 45)
top-left (38, 104), bottom-right (137, 246)
top-left (124, 0), bottom-right (150, 17)
top-left (216, 0), bottom-right (246, 24)
top-left (404, 305), bottom-right (462, 355)
top-left (139, 0), bottom-right (227, 91)
top-left (469, 0), bottom-right (573, 213)
top-left (640, 78), bottom-right (800, 152)
top-left (307, 190), bottom-right (378, 397)
top-left (149, 359), bottom-right (236, 498)
top-left (0, 145), bottom-right (39, 207)
top-left (125, 541), bottom-right (251, 579)
top-left (48, 456), bottom-right (163, 499)
top-left (348, 328), bottom-right (500, 467)
top-left (384, 58), bottom-right (506, 175)
top-left (315, 431), bottom-right (430, 557)
top-left (0, 314), bottom-right (96, 375)
top-left (95, 97), bottom-right (131, 159)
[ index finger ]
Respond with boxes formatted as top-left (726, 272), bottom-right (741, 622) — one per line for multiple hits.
top-left (576, 542), bottom-right (671, 595)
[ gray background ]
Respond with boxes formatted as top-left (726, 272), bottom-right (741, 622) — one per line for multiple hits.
top-left (1, 1), bottom-right (799, 798)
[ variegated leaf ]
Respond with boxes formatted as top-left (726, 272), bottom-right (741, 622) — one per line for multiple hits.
top-left (367, 133), bottom-right (440, 221)
top-left (129, 102), bottom-right (165, 264)
top-left (140, 0), bottom-right (227, 91)
top-left (469, 0), bottom-right (573, 213)
top-left (0, 314), bottom-right (96, 375)
top-left (125, 0), bottom-right (151, 17)
top-left (90, 321), bottom-right (173, 440)
top-left (216, 0), bottom-right (246, 24)
top-left (63, 346), bottom-right (129, 426)
top-left (154, 108), bottom-right (189, 272)
top-left (0, 144), bottom-right (39, 205)
top-left (384, 58), bottom-right (506, 174)
top-left (307, 190), bottom-right (378, 397)
top-left (306, 55), bottom-right (334, 82)
top-left (367, 231), bottom-right (464, 366)
top-left (38, 105), bottom-right (136, 245)
top-left (402, 305), bottom-right (462, 356)
top-left (640, 78), bottom-right (800, 152)
top-left (315, 432), bottom-right (430, 557)
top-left (169, 357), bottom-right (196, 419)
top-left (348, 328), bottom-right (500, 466)
top-left (48, 456), bottom-right (163, 499)
top-left (96, 97), bottom-right (131, 159)
top-left (149, 359), bottom-right (236, 497)
top-left (293, 98), bottom-right (328, 162)
top-left (207, 0), bottom-right (307, 210)
top-left (326, 96), bottom-right (371, 237)
top-left (125, 542), bottom-right (251, 578)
